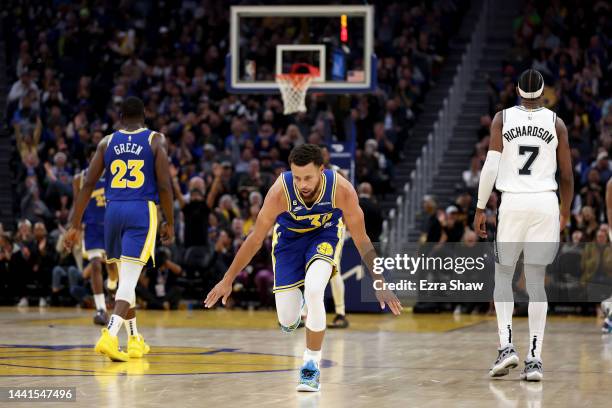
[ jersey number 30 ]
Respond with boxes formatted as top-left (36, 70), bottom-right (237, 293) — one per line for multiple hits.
top-left (110, 159), bottom-right (145, 188)
top-left (518, 145), bottom-right (539, 175)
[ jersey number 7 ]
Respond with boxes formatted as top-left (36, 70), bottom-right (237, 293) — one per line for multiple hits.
top-left (518, 145), bottom-right (539, 175)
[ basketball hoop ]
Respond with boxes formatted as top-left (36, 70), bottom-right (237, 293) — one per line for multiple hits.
top-left (275, 63), bottom-right (320, 115)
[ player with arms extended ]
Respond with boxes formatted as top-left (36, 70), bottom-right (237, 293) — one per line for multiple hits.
top-left (65, 96), bottom-right (174, 361)
top-left (474, 69), bottom-right (573, 381)
top-left (205, 144), bottom-right (401, 392)
top-left (72, 149), bottom-right (119, 326)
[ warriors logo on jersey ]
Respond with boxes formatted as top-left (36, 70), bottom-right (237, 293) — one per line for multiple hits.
top-left (272, 169), bottom-right (345, 293)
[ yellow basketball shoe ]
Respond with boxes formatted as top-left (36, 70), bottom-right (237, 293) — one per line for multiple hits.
top-left (127, 334), bottom-right (150, 358)
top-left (94, 328), bottom-right (129, 362)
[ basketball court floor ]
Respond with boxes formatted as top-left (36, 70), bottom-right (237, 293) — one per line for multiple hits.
top-left (1, 307), bottom-right (610, 407)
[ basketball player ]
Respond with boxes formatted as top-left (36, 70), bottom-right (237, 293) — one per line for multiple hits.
top-left (72, 152), bottom-right (119, 326)
top-left (474, 69), bottom-right (573, 381)
top-left (65, 96), bottom-right (174, 361)
top-left (205, 144), bottom-right (401, 391)
top-left (322, 145), bottom-right (349, 329)
top-left (602, 178), bottom-right (612, 333)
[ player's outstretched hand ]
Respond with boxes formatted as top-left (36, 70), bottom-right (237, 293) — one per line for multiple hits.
top-left (375, 288), bottom-right (403, 315)
top-left (473, 208), bottom-right (487, 239)
top-left (63, 226), bottom-right (81, 251)
top-left (204, 278), bottom-right (232, 308)
top-left (160, 222), bottom-right (175, 246)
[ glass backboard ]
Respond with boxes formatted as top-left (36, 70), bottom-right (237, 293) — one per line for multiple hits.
top-left (227, 5), bottom-right (376, 94)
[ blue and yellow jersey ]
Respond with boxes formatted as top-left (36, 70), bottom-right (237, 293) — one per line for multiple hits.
top-left (103, 128), bottom-right (159, 202)
top-left (275, 169), bottom-right (343, 237)
top-left (82, 169), bottom-right (106, 226)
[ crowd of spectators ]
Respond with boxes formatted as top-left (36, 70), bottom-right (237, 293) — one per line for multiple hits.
top-left (0, 1), bottom-right (464, 307)
top-left (420, 0), bottom-right (611, 315)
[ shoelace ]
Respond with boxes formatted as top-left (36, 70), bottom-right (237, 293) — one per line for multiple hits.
top-left (524, 361), bottom-right (542, 371)
top-left (301, 368), bottom-right (317, 381)
top-left (495, 347), bottom-right (514, 364)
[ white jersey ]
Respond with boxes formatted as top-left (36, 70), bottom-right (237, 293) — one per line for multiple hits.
top-left (496, 105), bottom-right (558, 193)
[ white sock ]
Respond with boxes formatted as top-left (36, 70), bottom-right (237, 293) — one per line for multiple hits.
top-left (107, 314), bottom-right (124, 337)
top-left (93, 294), bottom-right (106, 312)
top-left (125, 317), bottom-right (138, 337)
top-left (303, 348), bottom-right (322, 365)
top-left (601, 296), bottom-right (612, 318)
top-left (494, 263), bottom-right (515, 347)
top-left (330, 273), bottom-right (345, 316)
top-left (525, 264), bottom-right (547, 360)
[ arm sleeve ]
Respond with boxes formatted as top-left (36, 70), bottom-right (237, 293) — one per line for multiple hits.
top-left (476, 151), bottom-right (502, 209)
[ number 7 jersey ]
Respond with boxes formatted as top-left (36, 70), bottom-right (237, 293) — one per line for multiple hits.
top-left (104, 128), bottom-right (159, 202)
top-left (496, 106), bottom-right (558, 193)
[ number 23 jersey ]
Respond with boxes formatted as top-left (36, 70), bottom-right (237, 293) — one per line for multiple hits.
top-left (103, 128), bottom-right (159, 202)
top-left (496, 106), bottom-right (558, 193)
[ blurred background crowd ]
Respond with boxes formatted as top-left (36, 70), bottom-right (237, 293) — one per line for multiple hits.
top-left (420, 0), bottom-right (611, 314)
top-left (1, 0), bottom-right (609, 315)
top-left (0, 0), bottom-right (463, 308)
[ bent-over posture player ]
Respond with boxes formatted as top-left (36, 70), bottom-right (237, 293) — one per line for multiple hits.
top-left (205, 144), bottom-right (401, 391)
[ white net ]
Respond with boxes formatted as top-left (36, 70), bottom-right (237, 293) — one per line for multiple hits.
top-left (275, 74), bottom-right (315, 115)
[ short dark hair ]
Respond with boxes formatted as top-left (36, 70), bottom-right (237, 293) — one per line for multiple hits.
top-left (288, 144), bottom-right (324, 167)
top-left (517, 69), bottom-right (544, 99)
top-left (121, 96), bottom-right (144, 119)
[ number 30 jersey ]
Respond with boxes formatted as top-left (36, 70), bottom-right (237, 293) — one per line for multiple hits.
top-left (104, 128), bottom-right (159, 202)
top-left (496, 106), bottom-right (558, 193)
top-left (82, 168), bottom-right (106, 226)
top-left (275, 169), bottom-right (343, 238)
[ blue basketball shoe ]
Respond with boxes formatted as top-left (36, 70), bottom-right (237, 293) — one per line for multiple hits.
top-left (602, 317), bottom-right (612, 334)
top-left (296, 360), bottom-right (320, 392)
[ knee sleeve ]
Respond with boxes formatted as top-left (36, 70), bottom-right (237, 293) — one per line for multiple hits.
top-left (493, 263), bottom-right (515, 302)
top-left (115, 260), bottom-right (142, 304)
top-left (304, 259), bottom-right (332, 332)
top-left (275, 288), bottom-right (303, 332)
top-left (524, 263), bottom-right (547, 302)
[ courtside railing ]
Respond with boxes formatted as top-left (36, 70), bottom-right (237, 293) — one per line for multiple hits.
top-left (382, 0), bottom-right (489, 255)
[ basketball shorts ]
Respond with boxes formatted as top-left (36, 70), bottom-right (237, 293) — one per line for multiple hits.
top-left (271, 220), bottom-right (345, 293)
top-left (495, 191), bottom-right (559, 266)
top-left (82, 223), bottom-right (105, 260)
top-left (105, 200), bottom-right (158, 266)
